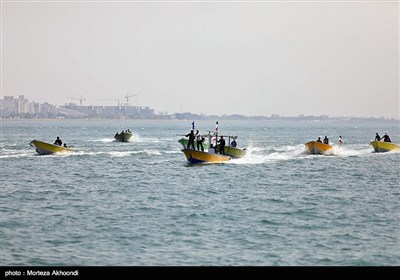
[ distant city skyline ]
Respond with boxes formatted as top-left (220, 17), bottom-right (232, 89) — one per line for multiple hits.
top-left (2, 1), bottom-right (399, 119)
top-left (2, 94), bottom-right (399, 121)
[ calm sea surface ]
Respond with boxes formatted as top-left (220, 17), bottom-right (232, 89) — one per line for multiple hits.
top-left (1, 119), bottom-right (399, 266)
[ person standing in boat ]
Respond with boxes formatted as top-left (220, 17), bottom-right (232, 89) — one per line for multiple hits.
top-left (195, 130), bottom-right (204, 151)
top-left (185, 129), bottom-right (195, 149)
top-left (217, 136), bottom-right (226, 155)
top-left (323, 136), bottom-right (329, 144)
top-left (54, 136), bottom-right (62, 146)
top-left (316, 137), bottom-right (322, 143)
top-left (382, 133), bottom-right (391, 143)
top-left (375, 133), bottom-right (381, 141)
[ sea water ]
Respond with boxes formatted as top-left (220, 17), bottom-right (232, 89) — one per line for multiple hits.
top-left (1, 119), bottom-right (399, 266)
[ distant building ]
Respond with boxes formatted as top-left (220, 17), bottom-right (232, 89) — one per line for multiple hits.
top-left (60, 104), bottom-right (155, 119)
top-left (1, 95), bottom-right (155, 119)
top-left (1, 96), bottom-right (17, 117)
top-left (1, 95), bottom-right (57, 118)
top-left (16, 95), bottom-right (30, 114)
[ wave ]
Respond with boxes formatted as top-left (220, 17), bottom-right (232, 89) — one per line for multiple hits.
top-left (89, 138), bottom-right (115, 143)
top-left (328, 145), bottom-right (372, 157)
top-left (231, 144), bottom-right (305, 164)
top-left (1, 143), bottom-right (397, 161)
top-left (0, 153), bottom-right (32, 159)
top-left (230, 143), bottom-right (394, 164)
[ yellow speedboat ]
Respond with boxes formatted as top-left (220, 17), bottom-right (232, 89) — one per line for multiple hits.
top-left (305, 141), bottom-right (333, 155)
top-left (370, 141), bottom-right (400, 153)
top-left (30, 140), bottom-right (74, 155)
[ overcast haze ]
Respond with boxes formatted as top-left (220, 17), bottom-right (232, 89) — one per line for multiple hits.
top-left (2, 1), bottom-right (399, 118)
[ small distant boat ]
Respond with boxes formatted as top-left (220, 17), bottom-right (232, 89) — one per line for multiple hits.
top-left (30, 140), bottom-right (74, 155)
top-left (181, 148), bottom-right (231, 164)
top-left (370, 141), bottom-right (400, 153)
top-left (305, 141), bottom-right (333, 155)
top-left (114, 129), bottom-right (132, 142)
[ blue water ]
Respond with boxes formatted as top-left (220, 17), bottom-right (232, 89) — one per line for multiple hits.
top-left (1, 119), bottom-right (399, 266)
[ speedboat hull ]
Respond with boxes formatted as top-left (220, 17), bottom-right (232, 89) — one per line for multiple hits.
top-left (370, 141), bottom-right (400, 153)
top-left (30, 140), bottom-right (74, 155)
top-left (305, 141), bottom-right (333, 155)
top-left (181, 149), bottom-right (231, 164)
top-left (219, 145), bottom-right (247, 158)
top-left (179, 138), bottom-right (246, 158)
top-left (114, 132), bottom-right (132, 142)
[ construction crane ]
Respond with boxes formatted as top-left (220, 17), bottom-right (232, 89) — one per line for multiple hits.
top-left (124, 93), bottom-right (137, 107)
top-left (65, 95), bottom-right (86, 106)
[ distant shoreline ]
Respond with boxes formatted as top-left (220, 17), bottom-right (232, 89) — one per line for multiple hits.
top-left (1, 117), bottom-right (399, 122)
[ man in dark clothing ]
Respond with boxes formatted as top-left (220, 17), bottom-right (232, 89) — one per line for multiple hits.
top-left (186, 130), bottom-right (195, 149)
top-left (217, 136), bottom-right (226, 155)
top-left (316, 137), bottom-right (322, 143)
top-left (382, 133), bottom-right (391, 143)
top-left (54, 137), bottom-right (62, 146)
top-left (375, 133), bottom-right (381, 141)
top-left (323, 136), bottom-right (329, 144)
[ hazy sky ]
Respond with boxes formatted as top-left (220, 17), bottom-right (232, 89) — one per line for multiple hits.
top-left (2, 0), bottom-right (399, 118)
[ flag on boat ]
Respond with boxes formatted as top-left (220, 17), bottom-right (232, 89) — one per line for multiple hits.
top-left (215, 121), bottom-right (218, 132)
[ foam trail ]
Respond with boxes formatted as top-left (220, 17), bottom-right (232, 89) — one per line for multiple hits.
top-left (329, 145), bottom-right (371, 157)
top-left (231, 144), bottom-right (306, 164)
top-left (231, 146), bottom-right (267, 164)
top-left (127, 132), bottom-right (141, 142)
top-left (90, 138), bottom-right (114, 143)
top-left (0, 153), bottom-right (31, 159)
top-left (109, 151), bottom-right (136, 157)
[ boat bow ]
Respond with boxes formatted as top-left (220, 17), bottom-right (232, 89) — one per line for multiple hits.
top-left (370, 141), bottom-right (400, 153)
top-left (305, 141), bottom-right (333, 155)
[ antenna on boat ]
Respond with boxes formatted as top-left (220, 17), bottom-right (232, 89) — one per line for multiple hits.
top-left (215, 121), bottom-right (219, 148)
